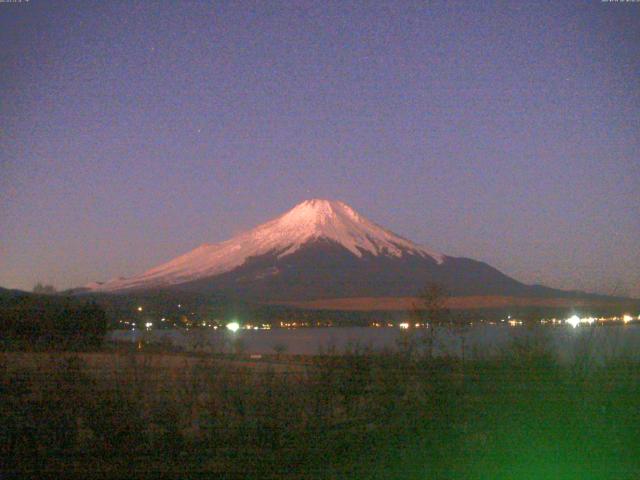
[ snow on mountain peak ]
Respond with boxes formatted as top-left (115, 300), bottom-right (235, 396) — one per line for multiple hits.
top-left (272, 199), bottom-right (440, 259)
top-left (90, 199), bottom-right (443, 292)
top-left (277, 199), bottom-right (362, 231)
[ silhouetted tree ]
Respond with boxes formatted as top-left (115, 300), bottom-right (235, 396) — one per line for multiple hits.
top-left (273, 343), bottom-right (288, 360)
top-left (411, 283), bottom-right (450, 358)
top-left (33, 282), bottom-right (57, 294)
top-left (0, 297), bottom-right (107, 350)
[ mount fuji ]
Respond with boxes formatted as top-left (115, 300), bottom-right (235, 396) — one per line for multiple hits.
top-left (87, 199), bottom-right (576, 302)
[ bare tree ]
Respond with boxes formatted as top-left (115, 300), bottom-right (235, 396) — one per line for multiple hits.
top-left (411, 283), bottom-right (450, 358)
top-left (273, 343), bottom-right (288, 360)
top-left (33, 282), bottom-right (57, 294)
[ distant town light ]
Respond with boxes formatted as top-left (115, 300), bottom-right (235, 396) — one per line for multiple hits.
top-left (566, 315), bottom-right (580, 328)
top-left (145, 322), bottom-right (153, 329)
top-left (623, 314), bottom-right (633, 324)
top-left (226, 322), bottom-right (240, 332)
top-left (137, 306), bottom-right (143, 312)
top-left (399, 322), bottom-right (409, 329)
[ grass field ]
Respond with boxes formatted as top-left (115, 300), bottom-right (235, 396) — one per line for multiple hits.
top-left (2, 334), bottom-right (640, 478)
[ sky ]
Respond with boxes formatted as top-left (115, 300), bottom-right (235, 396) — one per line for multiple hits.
top-left (1, 1), bottom-right (639, 297)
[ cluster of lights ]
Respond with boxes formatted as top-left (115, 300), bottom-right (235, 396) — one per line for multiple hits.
top-left (565, 315), bottom-right (594, 328)
top-left (564, 314), bottom-right (638, 328)
top-left (280, 321), bottom-right (300, 328)
top-left (369, 322), bottom-right (396, 328)
top-left (537, 314), bottom-right (639, 326)
top-left (289, 321), bottom-right (331, 328)
top-left (540, 318), bottom-right (563, 325)
top-left (123, 306), bottom-right (638, 332)
top-left (225, 321), bottom-right (271, 331)
top-left (248, 323), bottom-right (272, 330)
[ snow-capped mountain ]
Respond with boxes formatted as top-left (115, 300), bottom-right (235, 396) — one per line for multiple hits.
top-left (90, 199), bottom-right (443, 293)
top-left (87, 199), bottom-right (568, 301)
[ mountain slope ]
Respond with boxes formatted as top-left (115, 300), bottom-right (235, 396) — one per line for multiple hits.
top-left (87, 199), bottom-right (587, 302)
top-left (170, 239), bottom-right (568, 301)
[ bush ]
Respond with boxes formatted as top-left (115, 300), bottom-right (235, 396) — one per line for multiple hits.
top-left (0, 296), bottom-right (107, 350)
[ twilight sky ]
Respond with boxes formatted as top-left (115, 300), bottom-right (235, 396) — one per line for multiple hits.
top-left (1, 1), bottom-right (639, 297)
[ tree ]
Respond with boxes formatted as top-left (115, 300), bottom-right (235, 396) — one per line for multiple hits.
top-left (0, 296), bottom-right (107, 350)
top-left (33, 283), bottom-right (57, 295)
top-left (272, 343), bottom-right (288, 360)
top-left (411, 283), bottom-right (450, 358)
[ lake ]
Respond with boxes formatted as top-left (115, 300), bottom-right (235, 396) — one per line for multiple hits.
top-left (108, 324), bottom-right (640, 361)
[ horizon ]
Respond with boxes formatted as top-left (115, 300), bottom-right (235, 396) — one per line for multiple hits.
top-left (6, 196), bottom-right (637, 300)
top-left (1, 2), bottom-right (639, 297)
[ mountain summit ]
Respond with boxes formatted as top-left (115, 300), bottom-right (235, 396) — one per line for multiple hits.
top-left (90, 199), bottom-right (443, 293)
top-left (260, 199), bottom-right (443, 260)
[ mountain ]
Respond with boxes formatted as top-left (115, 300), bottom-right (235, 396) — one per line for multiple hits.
top-left (0, 286), bottom-right (31, 301)
top-left (86, 199), bottom-right (600, 302)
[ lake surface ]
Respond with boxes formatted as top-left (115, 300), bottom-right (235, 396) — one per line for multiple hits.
top-left (108, 324), bottom-right (640, 361)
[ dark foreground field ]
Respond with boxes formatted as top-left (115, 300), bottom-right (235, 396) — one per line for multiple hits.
top-left (2, 334), bottom-right (639, 479)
